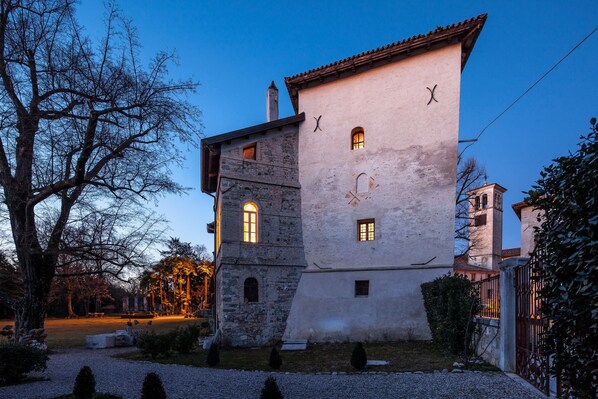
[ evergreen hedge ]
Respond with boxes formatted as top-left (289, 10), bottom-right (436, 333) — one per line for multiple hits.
top-left (420, 274), bottom-right (479, 355)
top-left (0, 342), bottom-right (48, 385)
top-left (528, 117), bottom-right (598, 398)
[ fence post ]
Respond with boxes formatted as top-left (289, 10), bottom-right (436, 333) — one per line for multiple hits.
top-left (498, 257), bottom-right (528, 372)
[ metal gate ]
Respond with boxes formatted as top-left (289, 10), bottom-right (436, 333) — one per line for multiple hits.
top-left (515, 253), bottom-right (550, 395)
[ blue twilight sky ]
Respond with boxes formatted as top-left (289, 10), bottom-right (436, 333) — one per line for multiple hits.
top-left (75, 1), bottom-right (598, 257)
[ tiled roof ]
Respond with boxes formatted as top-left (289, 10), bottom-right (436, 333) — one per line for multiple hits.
top-left (285, 14), bottom-right (487, 112)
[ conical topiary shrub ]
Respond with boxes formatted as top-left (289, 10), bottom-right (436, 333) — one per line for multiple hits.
top-left (350, 342), bottom-right (367, 370)
top-left (260, 376), bottom-right (284, 399)
top-left (206, 343), bottom-right (220, 367)
top-left (141, 372), bottom-right (166, 399)
top-left (73, 366), bottom-right (96, 399)
top-left (268, 346), bottom-right (282, 370)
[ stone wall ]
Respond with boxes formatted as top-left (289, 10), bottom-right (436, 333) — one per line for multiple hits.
top-left (214, 125), bottom-right (306, 347)
top-left (473, 317), bottom-right (501, 368)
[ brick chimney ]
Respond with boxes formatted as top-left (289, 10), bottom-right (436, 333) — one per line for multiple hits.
top-left (266, 81), bottom-right (278, 122)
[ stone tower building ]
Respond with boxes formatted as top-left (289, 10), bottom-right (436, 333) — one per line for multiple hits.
top-left (467, 183), bottom-right (507, 271)
top-left (201, 15), bottom-right (487, 346)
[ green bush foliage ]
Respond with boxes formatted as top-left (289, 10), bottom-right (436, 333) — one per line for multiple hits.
top-left (137, 332), bottom-right (171, 359)
top-left (420, 274), bottom-right (480, 355)
top-left (350, 342), bottom-right (367, 370)
top-left (0, 342), bottom-right (48, 385)
top-left (268, 346), bottom-right (282, 370)
top-left (172, 325), bottom-right (200, 354)
top-left (206, 342), bottom-right (220, 367)
top-left (527, 117), bottom-right (598, 398)
top-left (260, 376), bottom-right (284, 399)
top-left (141, 372), bottom-right (166, 399)
top-left (73, 366), bottom-right (96, 399)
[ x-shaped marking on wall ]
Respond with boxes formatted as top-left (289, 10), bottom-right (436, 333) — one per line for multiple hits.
top-left (313, 115), bottom-right (322, 132)
top-left (426, 84), bottom-right (438, 105)
top-left (347, 190), bottom-right (360, 205)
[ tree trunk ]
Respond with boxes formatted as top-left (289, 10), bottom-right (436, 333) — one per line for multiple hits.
top-left (185, 275), bottom-right (191, 314)
top-left (66, 280), bottom-right (76, 318)
top-left (14, 255), bottom-right (54, 338)
top-left (203, 275), bottom-right (208, 309)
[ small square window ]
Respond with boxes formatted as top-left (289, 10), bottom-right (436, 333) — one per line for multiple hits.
top-left (355, 280), bottom-right (369, 297)
top-left (474, 214), bottom-right (487, 226)
top-left (243, 144), bottom-right (256, 160)
top-left (357, 219), bottom-right (375, 241)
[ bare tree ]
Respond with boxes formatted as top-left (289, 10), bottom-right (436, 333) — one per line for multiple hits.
top-left (454, 157), bottom-right (486, 257)
top-left (0, 0), bottom-right (200, 335)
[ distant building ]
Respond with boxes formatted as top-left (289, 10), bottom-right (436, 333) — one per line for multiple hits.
top-left (512, 201), bottom-right (543, 257)
top-left (454, 188), bottom-right (543, 281)
top-left (201, 15), bottom-right (487, 346)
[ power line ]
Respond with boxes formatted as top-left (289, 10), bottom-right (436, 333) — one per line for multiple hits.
top-left (460, 26), bottom-right (598, 155)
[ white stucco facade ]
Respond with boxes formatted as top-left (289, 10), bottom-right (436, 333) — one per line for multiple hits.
top-left (284, 45), bottom-right (463, 342)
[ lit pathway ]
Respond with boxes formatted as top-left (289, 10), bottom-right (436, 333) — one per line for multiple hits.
top-left (0, 348), bottom-right (543, 399)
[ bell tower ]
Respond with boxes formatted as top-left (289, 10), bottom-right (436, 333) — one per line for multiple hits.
top-left (467, 183), bottom-right (507, 271)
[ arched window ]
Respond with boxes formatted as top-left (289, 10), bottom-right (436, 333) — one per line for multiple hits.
top-left (244, 277), bottom-right (258, 303)
top-left (356, 173), bottom-right (368, 193)
top-left (474, 196), bottom-right (481, 210)
top-left (243, 202), bottom-right (258, 243)
top-left (482, 194), bottom-right (488, 209)
top-left (351, 127), bottom-right (364, 150)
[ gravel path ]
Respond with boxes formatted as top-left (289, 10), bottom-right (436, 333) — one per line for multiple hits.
top-left (0, 348), bottom-right (543, 399)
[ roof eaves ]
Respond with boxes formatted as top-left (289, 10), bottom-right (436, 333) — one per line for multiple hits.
top-left (284, 14), bottom-right (487, 113)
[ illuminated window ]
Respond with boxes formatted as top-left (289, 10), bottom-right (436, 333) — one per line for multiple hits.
top-left (244, 277), bottom-right (258, 302)
top-left (355, 280), bottom-right (369, 297)
top-left (357, 219), bottom-right (375, 241)
top-left (243, 144), bottom-right (256, 160)
top-left (482, 194), bottom-right (488, 209)
top-left (243, 202), bottom-right (258, 243)
top-left (351, 127), bottom-right (364, 150)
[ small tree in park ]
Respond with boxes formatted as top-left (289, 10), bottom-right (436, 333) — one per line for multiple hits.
top-left (350, 342), bottom-right (367, 370)
top-left (527, 117), bottom-right (597, 398)
top-left (141, 372), bottom-right (167, 399)
top-left (73, 366), bottom-right (96, 399)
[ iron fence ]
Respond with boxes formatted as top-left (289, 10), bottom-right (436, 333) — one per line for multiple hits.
top-left (472, 274), bottom-right (500, 319)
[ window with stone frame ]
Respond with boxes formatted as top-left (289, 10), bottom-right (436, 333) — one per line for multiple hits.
top-left (243, 202), bottom-right (258, 243)
top-left (243, 143), bottom-right (257, 160)
top-left (351, 127), bottom-right (364, 150)
top-left (244, 277), bottom-right (258, 303)
top-left (357, 219), bottom-right (375, 241)
top-left (355, 280), bottom-right (369, 297)
top-left (482, 194), bottom-right (488, 209)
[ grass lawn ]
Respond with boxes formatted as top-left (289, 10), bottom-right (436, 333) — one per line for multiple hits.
top-left (4, 316), bottom-right (202, 349)
top-left (121, 341), bottom-right (470, 373)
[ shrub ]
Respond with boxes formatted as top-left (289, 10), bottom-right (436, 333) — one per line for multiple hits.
top-left (350, 342), bottom-right (367, 370)
top-left (0, 342), bottom-right (48, 384)
top-left (420, 274), bottom-right (480, 355)
top-left (527, 117), bottom-right (598, 398)
top-left (206, 342), bottom-right (219, 367)
top-left (268, 346), bottom-right (282, 370)
top-left (260, 376), bottom-right (283, 399)
top-left (137, 332), bottom-right (171, 359)
top-left (141, 372), bottom-right (166, 399)
top-left (73, 366), bottom-right (96, 399)
top-left (172, 325), bottom-right (200, 354)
